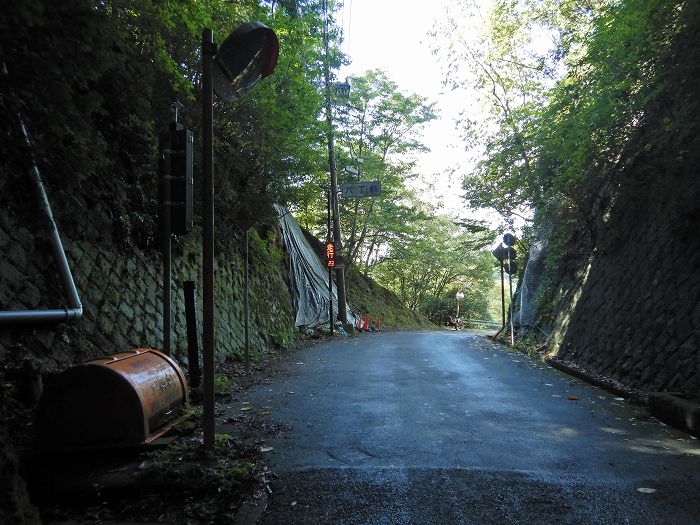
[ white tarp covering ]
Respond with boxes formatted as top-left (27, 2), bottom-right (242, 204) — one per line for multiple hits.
top-left (275, 205), bottom-right (355, 329)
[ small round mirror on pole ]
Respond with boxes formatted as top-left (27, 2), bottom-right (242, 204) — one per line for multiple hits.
top-left (201, 21), bottom-right (278, 450)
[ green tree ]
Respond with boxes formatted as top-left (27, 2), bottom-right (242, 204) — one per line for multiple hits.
top-left (332, 70), bottom-right (437, 272)
top-left (432, 0), bottom-right (696, 234)
top-left (372, 212), bottom-right (494, 323)
top-left (207, 2), bottom-right (331, 230)
top-left (430, 0), bottom-right (617, 227)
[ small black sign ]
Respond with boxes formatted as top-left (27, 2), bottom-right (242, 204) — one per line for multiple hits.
top-left (503, 233), bottom-right (517, 247)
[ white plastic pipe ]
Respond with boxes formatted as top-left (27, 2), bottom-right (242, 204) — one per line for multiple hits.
top-left (0, 117), bottom-right (83, 325)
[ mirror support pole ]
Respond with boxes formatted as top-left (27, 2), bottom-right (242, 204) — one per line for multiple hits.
top-left (202, 28), bottom-right (216, 451)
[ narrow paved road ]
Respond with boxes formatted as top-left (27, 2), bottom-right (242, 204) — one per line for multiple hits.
top-left (237, 331), bottom-right (700, 524)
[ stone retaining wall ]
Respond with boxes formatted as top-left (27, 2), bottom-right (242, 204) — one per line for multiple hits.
top-left (548, 169), bottom-right (700, 398)
top-left (0, 217), bottom-right (295, 375)
top-left (0, 187), bottom-right (296, 515)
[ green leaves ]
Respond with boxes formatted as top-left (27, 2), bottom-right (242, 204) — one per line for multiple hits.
top-left (328, 69), bottom-right (438, 272)
top-left (433, 0), bottom-right (696, 235)
top-left (371, 211), bottom-right (495, 321)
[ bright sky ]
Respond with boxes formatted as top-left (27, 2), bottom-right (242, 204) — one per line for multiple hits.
top-left (337, 0), bottom-right (479, 220)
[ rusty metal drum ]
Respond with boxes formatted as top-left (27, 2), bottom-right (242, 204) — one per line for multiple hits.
top-left (36, 349), bottom-right (188, 449)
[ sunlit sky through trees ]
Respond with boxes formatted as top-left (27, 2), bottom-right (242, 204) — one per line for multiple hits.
top-left (338, 0), bottom-right (486, 222)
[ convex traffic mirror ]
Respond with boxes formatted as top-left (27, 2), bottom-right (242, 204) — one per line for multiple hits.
top-left (213, 22), bottom-right (279, 102)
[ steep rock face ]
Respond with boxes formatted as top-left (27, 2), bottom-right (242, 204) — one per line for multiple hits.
top-left (548, 164), bottom-right (700, 397)
top-left (540, 1), bottom-right (700, 399)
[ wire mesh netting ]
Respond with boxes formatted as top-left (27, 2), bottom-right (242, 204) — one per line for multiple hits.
top-left (514, 223), bottom-right (552, 327)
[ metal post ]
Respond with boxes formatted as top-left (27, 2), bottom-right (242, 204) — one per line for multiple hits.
top-left (0, 113), bottom-right (83, 324)
top-left (202, 28), bottom-right (215, 450)
top-left (508, 250), bottom-right (514, 346)
top-left (184, 280), bottom-right (201, 389)
top-left (159, 127), bottom-right (173, 355)
top-left (323, 0), bottom-right (347, 325)
top-left (244, 228), bottom-right (250, 371)
top-left (500, 256), bottom-right (506, 330)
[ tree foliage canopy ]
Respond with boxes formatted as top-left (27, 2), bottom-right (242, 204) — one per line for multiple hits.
top-left (0, 0), bottom-right (333, 248)
top-left (433, 0), bottom-right (700, 233)
top-left (334, 69), bottom-right (437, 273)
top-left (372, 211), bottom-right (494, 323)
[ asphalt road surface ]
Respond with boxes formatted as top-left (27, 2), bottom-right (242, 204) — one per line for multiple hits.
top-left (237, 330), bottom-right (700, 524)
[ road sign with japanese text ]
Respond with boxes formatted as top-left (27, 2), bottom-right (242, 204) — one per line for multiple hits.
top-left (341, 181), bottom-right (381, 198)
top-left (325, 241), bottom-right (343, 268)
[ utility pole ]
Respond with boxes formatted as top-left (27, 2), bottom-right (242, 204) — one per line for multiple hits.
top-left (322, 0), bottom-right (347, 324)
top-left (327, 188), bottom-right (334, 334)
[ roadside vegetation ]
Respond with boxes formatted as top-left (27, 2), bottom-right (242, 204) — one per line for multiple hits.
top-left (431, 0), bottom-right (699, 317)
top-left (1, 0), bottom-right (499, 328)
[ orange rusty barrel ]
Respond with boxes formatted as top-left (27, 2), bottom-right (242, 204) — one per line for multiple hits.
top-left (36, 349), bottom-right (188, 449)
